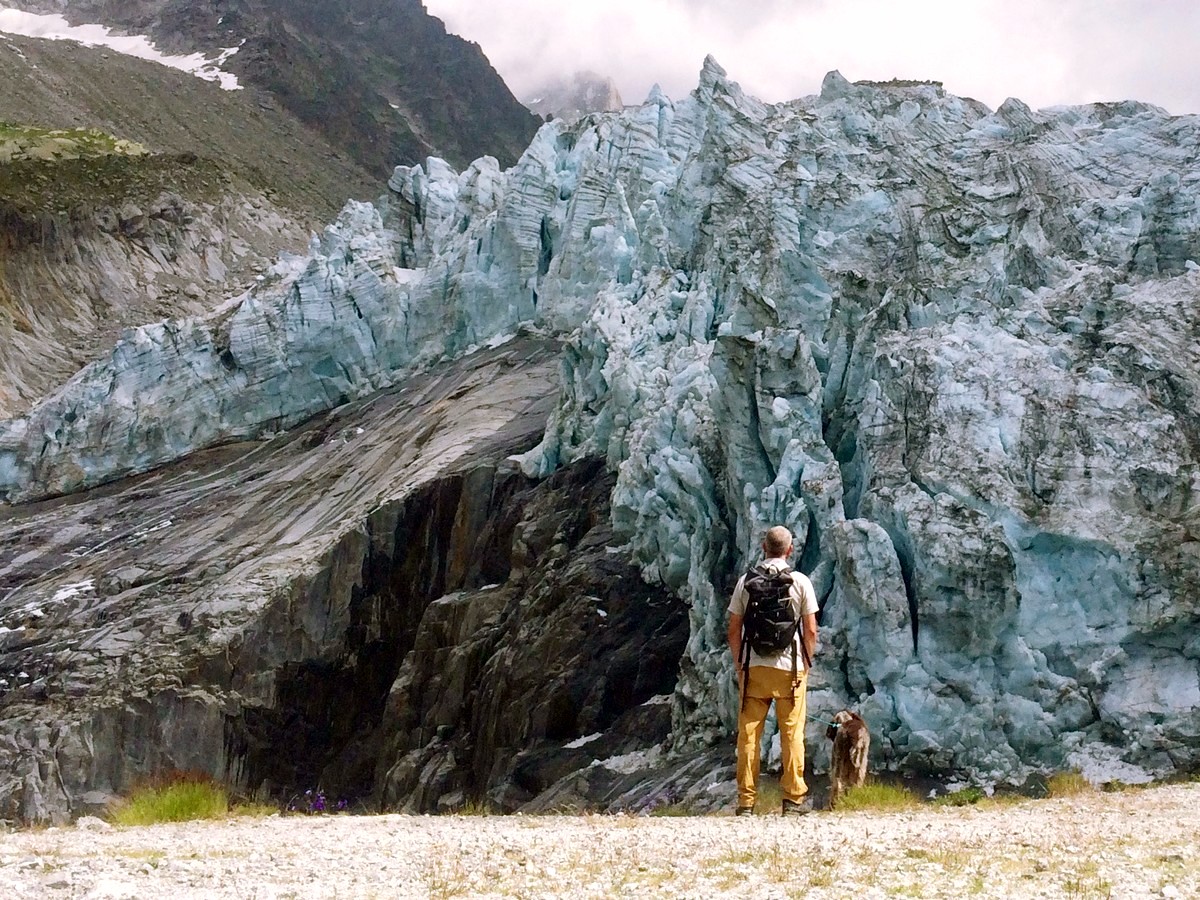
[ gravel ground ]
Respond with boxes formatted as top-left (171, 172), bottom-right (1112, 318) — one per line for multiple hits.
top-left (4, 784), bottom-right (1199, 899)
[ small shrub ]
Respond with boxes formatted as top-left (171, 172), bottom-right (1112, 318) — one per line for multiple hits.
top-left (933, 786), bottom-right (987, 807)
top-left (834, 778), bottom-right (920, 811)
top-left (110, 777), bottom-right (228, 826)
top-left (1047, 771), bottom-right (1093, 798)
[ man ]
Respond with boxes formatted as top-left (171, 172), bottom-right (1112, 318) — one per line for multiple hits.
top-left (727, 525), bottom-right (819, 816)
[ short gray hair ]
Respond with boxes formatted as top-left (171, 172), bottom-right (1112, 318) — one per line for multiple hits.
top-left (763, 525), bottom-right (793, 557)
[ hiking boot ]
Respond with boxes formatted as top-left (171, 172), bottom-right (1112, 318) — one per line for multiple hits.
top-left (735, 806), bottom-right (754, 817)
top-left (780, 798), bottom-right (811, 817)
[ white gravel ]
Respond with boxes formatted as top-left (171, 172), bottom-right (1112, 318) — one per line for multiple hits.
top-left (4, 784), bottom-right (1200, 898)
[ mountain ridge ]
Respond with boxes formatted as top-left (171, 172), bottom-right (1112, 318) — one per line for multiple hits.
top-left (1, 0), bottom-right (541, 176)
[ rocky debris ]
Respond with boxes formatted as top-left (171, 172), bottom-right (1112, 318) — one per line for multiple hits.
top-left (4, 784), bottom-right (1200, 898)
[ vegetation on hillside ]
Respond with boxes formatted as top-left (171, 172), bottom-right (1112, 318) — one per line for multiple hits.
top-left (0, 148), bottom-right (228, 235)
top-left (0, 122), bottom-right (147, 164)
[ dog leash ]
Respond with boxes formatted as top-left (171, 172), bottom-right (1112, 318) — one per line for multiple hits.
top-left (807, 713), bottom-right (840, 729)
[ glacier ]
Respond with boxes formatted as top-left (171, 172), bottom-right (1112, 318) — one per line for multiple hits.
top-left (2, 57), bottom-right (1199, 787)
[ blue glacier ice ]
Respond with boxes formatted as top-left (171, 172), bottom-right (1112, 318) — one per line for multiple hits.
top-left (2, 57), bottom-right (1199, 785)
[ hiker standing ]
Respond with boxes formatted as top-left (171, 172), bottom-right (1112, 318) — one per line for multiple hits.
top-left (727, 525), bottom-right (819, 816)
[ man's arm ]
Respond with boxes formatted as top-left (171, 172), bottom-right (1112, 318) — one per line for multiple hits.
top-left (727, 613), bottom-right (744, 667)
top-left (801, 612), bottom-right (817, 665)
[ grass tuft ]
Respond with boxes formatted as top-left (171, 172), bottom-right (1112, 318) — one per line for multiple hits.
top-left (0, 122), bottom-right (147, 163)
top-left (834, 778), bottom-right (920, 811)
top-left (1047, 771), bottom-right (1093, 798)
top-left (455, 799), bottom-right (494, 817)
top-left (110, 777), bottom-right (229, 826)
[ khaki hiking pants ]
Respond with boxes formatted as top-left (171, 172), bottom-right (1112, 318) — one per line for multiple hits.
top-left (737, 665), bottom-right (808, 808)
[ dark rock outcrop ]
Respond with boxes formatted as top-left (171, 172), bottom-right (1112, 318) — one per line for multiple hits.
top-left (375, 458), bottom-right (688, 812)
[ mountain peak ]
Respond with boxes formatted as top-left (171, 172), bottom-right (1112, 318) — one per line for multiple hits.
top-left (523, 70), bottom-right (624, 123)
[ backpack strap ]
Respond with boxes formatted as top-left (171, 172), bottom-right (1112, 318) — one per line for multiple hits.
top-left (771, 565), bottom-right (807, 676)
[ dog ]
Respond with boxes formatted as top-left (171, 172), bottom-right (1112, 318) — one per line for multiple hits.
top-left (826, 709), bottom-right (870, 809)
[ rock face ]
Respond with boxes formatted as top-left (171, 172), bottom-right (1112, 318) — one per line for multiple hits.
top-left (2, 0), bottom-right (541, 175)
top-left (524, 71), bottom-right (625, 124)
top-left (0, 337), bottom-right (679, 821)
top-left (0, 154), bottom-right (306, 418)
top-left (373, 458), bottom-right (688, 813)
top-left (3, 57), bottom-right (1200, 811)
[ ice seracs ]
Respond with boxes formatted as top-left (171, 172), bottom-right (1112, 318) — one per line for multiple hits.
top-left (2, 57), bottom-right (1199, 786)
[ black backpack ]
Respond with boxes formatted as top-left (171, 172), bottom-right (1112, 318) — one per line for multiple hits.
top-left (741, 563), bottom-right (800, 658)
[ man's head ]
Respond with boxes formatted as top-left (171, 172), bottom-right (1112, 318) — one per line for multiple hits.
top-left (762, 525), bottom-right (794, 558)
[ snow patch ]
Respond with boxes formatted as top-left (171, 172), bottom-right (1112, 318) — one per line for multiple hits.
top-left (592, 745), bottom-right (663, 774)
top-left (51, 579), bottom-right (94, 603)
top-left (563, 733), bottom-right (602, 750)
top-left (0, 10), bottom-right (242, 90)
top-left (133, 520), bottom-right (172, 539)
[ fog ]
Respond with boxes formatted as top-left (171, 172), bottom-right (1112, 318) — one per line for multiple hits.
top-left (425, 0), bottom-right (1200, 114)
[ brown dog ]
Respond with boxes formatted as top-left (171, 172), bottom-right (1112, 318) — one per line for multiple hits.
top-left (826, 710), bottom-right (870, 809)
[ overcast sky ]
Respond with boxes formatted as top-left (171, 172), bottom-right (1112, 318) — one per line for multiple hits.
top-left (424, 0), bottom-right (1200, 115)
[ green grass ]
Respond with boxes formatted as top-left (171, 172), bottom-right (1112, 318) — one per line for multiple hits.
top-left (834, 778), bottom-right (921, 812)
top-left (933, 786), bottom-right (988, 807)
top-left (108, 773), bottom-right (280, 826)
top-left (110, 779), bottom-right (230, 826)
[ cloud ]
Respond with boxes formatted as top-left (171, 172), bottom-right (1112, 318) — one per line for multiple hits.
top-left (426, 0), bottom-right (1200, 114)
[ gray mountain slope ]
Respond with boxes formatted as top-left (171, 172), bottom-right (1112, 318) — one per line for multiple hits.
top-left (2, 0), bottom-right (541, 176)
top-left (0, 33), bottom-right (380, 419)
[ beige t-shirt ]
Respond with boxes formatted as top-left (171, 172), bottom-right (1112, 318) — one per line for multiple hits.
top-left (728, 558), bottom-right (819, 672)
